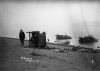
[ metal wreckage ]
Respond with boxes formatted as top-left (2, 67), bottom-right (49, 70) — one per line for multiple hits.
top-left (26, 31), bottom-right (46, 48)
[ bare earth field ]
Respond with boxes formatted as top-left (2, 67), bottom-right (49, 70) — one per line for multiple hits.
top-left (0, 37), bottom-right (100, 71)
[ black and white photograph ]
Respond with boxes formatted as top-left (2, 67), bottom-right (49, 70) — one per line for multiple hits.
top-left (0, 0), bottom-right (100, 71)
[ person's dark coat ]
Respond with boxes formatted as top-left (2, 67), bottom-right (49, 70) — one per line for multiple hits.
top-left (19, 31), bottom-right (25, 40)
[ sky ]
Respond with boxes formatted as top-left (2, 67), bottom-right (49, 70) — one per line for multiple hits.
top-left (0, 0), bottom-right (100, 42)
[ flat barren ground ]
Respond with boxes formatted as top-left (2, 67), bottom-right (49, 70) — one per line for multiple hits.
top-left (0, 37), bottom-right (100, 71)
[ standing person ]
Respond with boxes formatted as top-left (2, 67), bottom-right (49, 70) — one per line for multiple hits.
top-left (19, 29), bottom-right (25, 46)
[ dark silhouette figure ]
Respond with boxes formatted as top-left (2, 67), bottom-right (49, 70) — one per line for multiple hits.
top-left (47, 39), bottom-right (49, 42)
top-left (19, 30), bottom-right (25, 46)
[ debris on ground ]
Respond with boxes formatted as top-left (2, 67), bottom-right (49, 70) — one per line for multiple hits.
top-left (72, 47), bottom-right (78, 51)
top-left (40, 46), bottom-right (56, 50)
top-left (64, 48), bottom-right (72, 51)
top-left (54, 49), bottom-right (60, 52)
top-left (72, 46), bottom-right (81, 51)
top-left (78, 49), bottom-right (87, 52)
top-left (30, 52), bottom-right (41, 56)
top-left (54, 48), bottom-right (67, 53)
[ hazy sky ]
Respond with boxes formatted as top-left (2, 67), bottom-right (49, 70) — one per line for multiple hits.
top-left (0, 0), bottom-right (100, 42)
